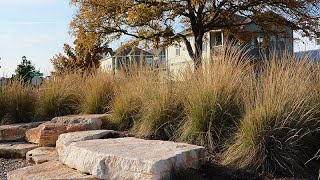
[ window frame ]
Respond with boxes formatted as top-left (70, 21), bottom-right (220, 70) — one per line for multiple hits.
top-left (210, 31), bottom-right (223, 48)
top-left (215, 32), bottom-right (223, 46)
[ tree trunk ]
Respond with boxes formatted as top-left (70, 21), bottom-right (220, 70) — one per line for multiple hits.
top-left (193, 33), bottom-right (204, 70)
top-left (178, 32), bottom-right (204, 71)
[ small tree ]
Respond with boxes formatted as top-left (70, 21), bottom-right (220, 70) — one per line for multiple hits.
top-left (13, 56), bottom-right (42, 82)
top-left (51, 27), bottom-right (109, 73)
top-left (70, 0), bottom-right (320, 70)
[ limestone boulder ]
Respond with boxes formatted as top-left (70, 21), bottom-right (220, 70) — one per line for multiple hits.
top-left (59, 137), bottom-right (206, 180)
top-left (50, 114), bottom-right (105, 127)
top-left (25, 114), bottom-right (104, 146)
top-left (0, 122), bottom-right (46, 141)
top-left (0, 142), bottom-right (38, 158)
top-left (7, 161), bottom-right (97, 180)
top-left (26, 147), bottom-right (58, 164)
top-left (56, 130), bottom-right (117, 153)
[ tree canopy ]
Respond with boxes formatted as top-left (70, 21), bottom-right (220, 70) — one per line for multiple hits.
top-left (13, 56), bottom-right (42, 83)
top-left (70, 0), bottom-right (320, 69)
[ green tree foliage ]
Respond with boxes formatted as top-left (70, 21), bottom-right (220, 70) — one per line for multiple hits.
top-left (51, 27), bottom-right (109, 73)
top-left (70, 0), bottom-right (320, 69)
top-left (13, 56), bottom-right (42, 82)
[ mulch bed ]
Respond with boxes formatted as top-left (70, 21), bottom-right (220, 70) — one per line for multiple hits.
top-left (0, 158), bottom-right (30, 180)
top-left (174, 162), bottom-right (317, 180)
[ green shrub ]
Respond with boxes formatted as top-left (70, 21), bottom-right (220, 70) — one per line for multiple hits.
top-left (80, 72), bottom-right (114, 114)
top-left (0, 80), bottom-right (37, 124)
top-left (221, 57), bottom-right (320, 176)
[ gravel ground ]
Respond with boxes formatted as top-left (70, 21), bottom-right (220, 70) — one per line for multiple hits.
top-left (0, 158), bottom-right (29, 180)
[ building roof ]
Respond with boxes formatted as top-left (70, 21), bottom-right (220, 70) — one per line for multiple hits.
top-left (115, 47), bottom-right (153, 56)
top-left (105, 48), bottom-right (115, 56)
top-left (148, 48), bottom-right (164, 56)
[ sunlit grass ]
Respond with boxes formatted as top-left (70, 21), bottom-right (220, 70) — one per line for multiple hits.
top-left (133, 77), bottom-right (184, 139)
top-left (221, 55), bottom-right (320, 176)
top-left (79, 71), bottom-right (114, 114)
top-left (36, 73), bottom-right (81, 121)
top-left (176, 45), bottom-right (253, 153)
top-left (0, 80), bottom-right (37, 124)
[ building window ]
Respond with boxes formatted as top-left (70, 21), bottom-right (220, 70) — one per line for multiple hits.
top-left (175, 44), bottom-right (180, 56)
top-left (279, 38), bottom-right (285, 50)
top-left (317, 32), bottom-right (320, 45)
top-left (215, 32), bottom-right (222, 46)
top-left (211, 31), bottom-right (223, 48)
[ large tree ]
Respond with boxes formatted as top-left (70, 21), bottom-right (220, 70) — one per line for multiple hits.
top-left (70, 0), bottom-right (320, 69)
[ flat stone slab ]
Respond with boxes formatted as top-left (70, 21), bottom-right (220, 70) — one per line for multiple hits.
top-left (51, 114), bottom-right (107, 124)
top-left (26, 114), bottom-right (104, 146)
top-left (59, 137), bottom-right (206, 180)
top-left (56, 130), bottom-right (117, 153)
top-left (0, 122), bottom-right (46, 141)
top-left (26, 147), bottom-right (58, 164)
top-left (0, 142), bottom-right (38, 158)
top-left (7, 161), bottom-right (97, 180)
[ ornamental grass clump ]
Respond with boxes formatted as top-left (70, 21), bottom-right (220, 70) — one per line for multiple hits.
top-left (0, 88), bottom-right (6, 122)
top-left (36, 73), bottom-right (81, 121)
top-left (221, 55), bottom-right (320, 176)
top-left (79, 72), bottom-right (114, 114)
top-left (0, 80), bottom-right (37, 124)
top-left (177, 45), bottom-right (253, 153)
top-left (111, 71), bottom-right (151, 130)
top-left (133, 78), bottom-right (184, 140)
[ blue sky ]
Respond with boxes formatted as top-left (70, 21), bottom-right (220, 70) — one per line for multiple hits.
top-left (0, 0), bottom-right (74, 77)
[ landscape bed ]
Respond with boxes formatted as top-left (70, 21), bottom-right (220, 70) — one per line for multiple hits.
top-left (1, 47), bottom-right (320, 179)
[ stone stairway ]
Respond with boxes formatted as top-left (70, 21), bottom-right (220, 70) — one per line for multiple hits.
top-left (0, 114), bottom-right (206, 180)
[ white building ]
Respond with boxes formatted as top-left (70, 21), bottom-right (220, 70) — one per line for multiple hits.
top-left (166, 25), bottom-right (294, 76)
top-left (293, 30), bottom-right (320, 61)
top-left (100, 47), bottom-right (166, 74)
top-left (294, 32), bottom-right (320, 52)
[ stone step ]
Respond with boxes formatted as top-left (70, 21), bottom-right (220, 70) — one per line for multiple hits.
top-left (26, 114), bottom-right (107, 146)
top-left (0, 142), bottom-right (38, 158)
top-left (7, 161), bottom-right (97, 180)
top-left (0, 122), bottom-right (47, 141)
top-left (59, 137), bottom-right (206, 180)
top-left (26, 147), bottom-right (58, 164)
top-left (56, 130), bottom-right (117, 153)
